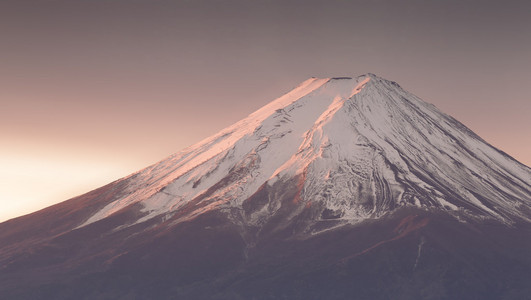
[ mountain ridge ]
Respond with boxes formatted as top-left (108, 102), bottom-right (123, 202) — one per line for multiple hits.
top-left (72, 73), bottom-right (530, 232)
top-left (1, 73), bottom-right (530, 299)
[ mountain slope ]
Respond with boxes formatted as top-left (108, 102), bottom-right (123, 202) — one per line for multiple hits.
top-left (1, 73), bottom-right (530, 299)
top-left (78, 73), bottom-right (531, 230)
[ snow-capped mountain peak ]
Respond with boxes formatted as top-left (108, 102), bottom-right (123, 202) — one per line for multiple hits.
top-left (79, 74), bottom-right (531, 230)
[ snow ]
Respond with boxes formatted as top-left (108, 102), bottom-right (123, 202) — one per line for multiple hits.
top-left (78, 73), bottom-right (531, 229)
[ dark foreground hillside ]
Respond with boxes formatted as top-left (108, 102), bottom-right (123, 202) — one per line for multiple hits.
top-left (2, 205), bottom-right (531, 300)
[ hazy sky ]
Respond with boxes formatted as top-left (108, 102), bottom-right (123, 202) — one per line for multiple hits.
top-left (1, 0), bottom-right (530, 222)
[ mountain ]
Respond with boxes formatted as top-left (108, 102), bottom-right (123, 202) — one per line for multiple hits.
top-left (1, 74), bottom-right (530, 299)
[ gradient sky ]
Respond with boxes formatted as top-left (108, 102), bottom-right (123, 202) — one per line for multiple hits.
top-left (1, 0), bottom-right (530, 222)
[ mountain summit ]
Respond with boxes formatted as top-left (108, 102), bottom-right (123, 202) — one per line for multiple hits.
top-left (80, 73), bottom-right (530, 230)
top-left (1, 74), bottom-right (530, 299)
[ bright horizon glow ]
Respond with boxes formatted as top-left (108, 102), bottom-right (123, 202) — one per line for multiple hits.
top-left (0, 151), bottom-right (135, 222)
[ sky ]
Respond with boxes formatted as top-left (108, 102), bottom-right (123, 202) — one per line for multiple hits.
top-left (1, 0), bottom-right (530, 222)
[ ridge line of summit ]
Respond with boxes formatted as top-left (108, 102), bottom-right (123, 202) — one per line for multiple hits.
top-left (76, 73), bottom-right (531, 230)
